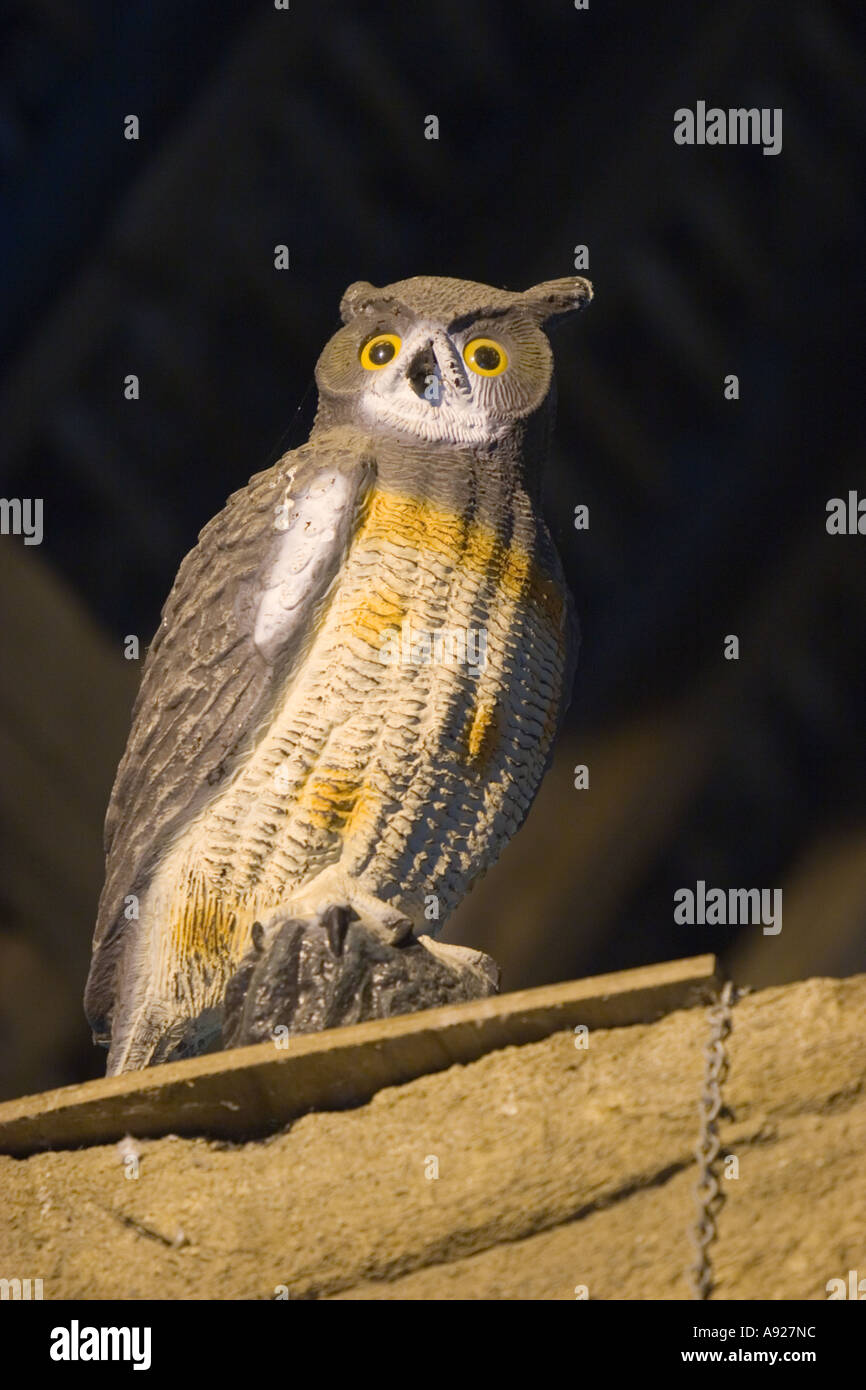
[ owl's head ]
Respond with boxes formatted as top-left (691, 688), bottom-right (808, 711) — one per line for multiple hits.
top-left (313, 274), bottom-right (592, 447)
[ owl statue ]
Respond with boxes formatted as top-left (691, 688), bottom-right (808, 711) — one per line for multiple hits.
top-left (85, 273), bottom-right (593, 1073)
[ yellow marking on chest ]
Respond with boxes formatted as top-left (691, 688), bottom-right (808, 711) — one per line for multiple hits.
top-left (462, 695), bottom-right (501, 771)
top-left (345, 489), bottom-right (564, 642)
top-left (345, 580), bottom-right (406, 645)
top-left (299, 770), bottom-right (362, 832)
top-left (159, 868), bottom-right (251, 977)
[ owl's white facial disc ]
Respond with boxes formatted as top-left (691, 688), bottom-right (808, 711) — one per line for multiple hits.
top-left (357, 321), bottom-right (507, 446)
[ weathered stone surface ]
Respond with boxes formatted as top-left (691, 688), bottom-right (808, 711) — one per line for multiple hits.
top-left (1, 975), bottom-right (863, 1300)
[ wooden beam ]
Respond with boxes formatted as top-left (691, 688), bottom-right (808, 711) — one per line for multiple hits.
top-left (0, 955), bottom-right (719, 1156)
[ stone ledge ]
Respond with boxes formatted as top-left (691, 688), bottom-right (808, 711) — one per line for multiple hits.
top-left (0, 955), bottom-right (718, 1156)
top-left (2, 968), bottom-right (862, 1300)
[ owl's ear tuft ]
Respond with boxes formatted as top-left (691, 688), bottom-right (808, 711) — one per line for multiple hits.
top-left (519, 277), bottom-right (593, 327)
top-left (340, 281), bottom-right (380, 324)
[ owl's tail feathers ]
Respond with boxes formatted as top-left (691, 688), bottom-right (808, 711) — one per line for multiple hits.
top-left (221, 906), bottom-right (500, 1050)
top-left (105, 1001), bottom-right (222, 1076)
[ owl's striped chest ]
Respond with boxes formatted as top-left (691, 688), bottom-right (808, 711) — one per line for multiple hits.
top-left (148, 483), bottom-right (569, 971)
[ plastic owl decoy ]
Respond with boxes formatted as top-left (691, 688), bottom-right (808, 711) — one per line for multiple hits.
top-left (85, 273), bottom-right (593, 1073)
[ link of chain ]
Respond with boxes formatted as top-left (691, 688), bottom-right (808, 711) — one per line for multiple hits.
top-left (689, 979), bottom-right (736, 1300)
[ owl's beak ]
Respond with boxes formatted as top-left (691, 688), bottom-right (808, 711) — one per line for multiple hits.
top-left (406, 340), bottom-right (439, 400)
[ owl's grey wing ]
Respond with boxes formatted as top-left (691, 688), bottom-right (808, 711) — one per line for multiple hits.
top-left (85, 434), bottom-right (376, 1040)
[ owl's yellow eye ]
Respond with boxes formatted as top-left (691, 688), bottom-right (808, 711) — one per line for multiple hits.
top-left (463, 337), bottom-right (508, 376)
top-left (360, 333), bottom-right (401, 369)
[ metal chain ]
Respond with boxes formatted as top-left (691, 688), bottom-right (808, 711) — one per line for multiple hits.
top-left (689, 979), bottom-right (736, 1299)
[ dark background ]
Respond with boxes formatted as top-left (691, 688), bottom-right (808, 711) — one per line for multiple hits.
top-left (0, 0), bottom-right (863, 1100)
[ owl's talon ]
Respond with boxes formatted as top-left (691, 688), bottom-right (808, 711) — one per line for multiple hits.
top-left (417, 936), bottom-right (501, 992)
top-left (321, 904), bottom-right (358, 956)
